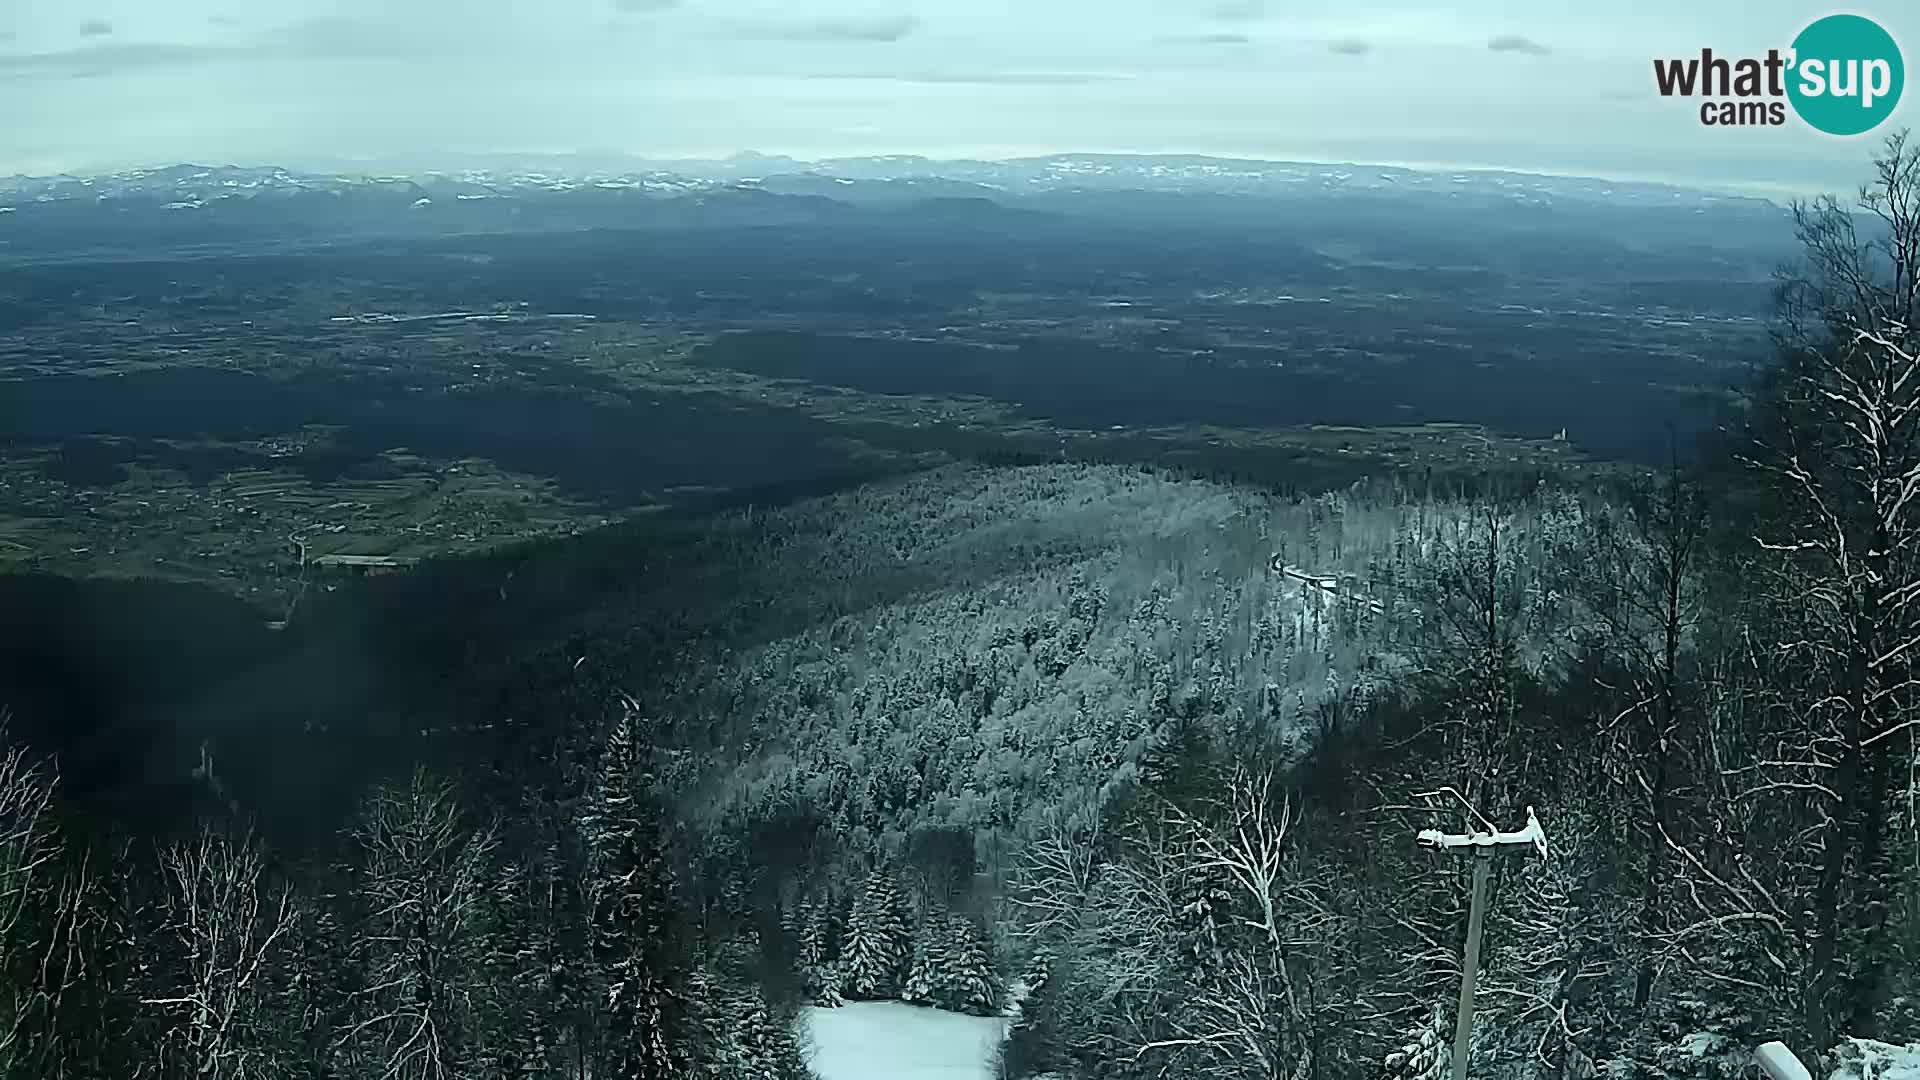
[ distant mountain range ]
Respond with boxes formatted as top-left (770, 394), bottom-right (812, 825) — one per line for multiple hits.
top-left (1, 152), bottom-right (1777, 207)
top-left (0, 153), bottom-right (1789, 262)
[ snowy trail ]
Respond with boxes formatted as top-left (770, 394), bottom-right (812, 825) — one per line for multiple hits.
top-left (805, 1002), bottom-right (1009, 1080)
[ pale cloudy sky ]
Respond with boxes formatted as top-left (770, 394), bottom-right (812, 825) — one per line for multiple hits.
top-left (0, 0), bottom-right (1912, 195)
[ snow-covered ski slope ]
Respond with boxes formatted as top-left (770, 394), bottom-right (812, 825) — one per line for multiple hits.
top-left (806, 1002), bottom-right (1009, 1080)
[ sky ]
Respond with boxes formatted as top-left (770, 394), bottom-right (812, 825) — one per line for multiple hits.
top-left (0, 0), bottom-right (1913, 196)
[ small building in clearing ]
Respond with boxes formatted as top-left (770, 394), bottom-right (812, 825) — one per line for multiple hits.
top-left (311, 553), bottom-right (418, 577)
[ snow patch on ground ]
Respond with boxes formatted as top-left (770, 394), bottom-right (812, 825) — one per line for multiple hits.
top-left (1831, 1039), bottom-right (1920, 1080)
top-left (805, 1001), bottom-right (1009, 1080)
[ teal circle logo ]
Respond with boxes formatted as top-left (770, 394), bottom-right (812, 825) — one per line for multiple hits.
top-left (1787, 14), bottom-right (1904, 136)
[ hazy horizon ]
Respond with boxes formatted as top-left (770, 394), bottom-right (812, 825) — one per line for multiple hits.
top-left (0, 146), bottom-right (1852, 203)
top-left (3, 0), bottom-right (1915, 200)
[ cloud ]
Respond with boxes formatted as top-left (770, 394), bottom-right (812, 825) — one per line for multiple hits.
top-left (274, 16), bottom-right (385, 54)
top-left (612, 0), bottom-right (680, 11)
top-left (79, 19), bottom-right (113, 37)
top-left (1487, 34), bottom-right (1550, 56)
top-left (0, 42), bottom-right (227, 78)
top-left (722, 15), bottom-right (921, 42)
top-left (0, 17), bottom-right (406, 80)
top-left (809, 70), bottom-right (1129, 85)
top-left (1157, 32), bottom-right (1252, 46)
top-left (1205, 0), bottom-right (1266, 21)
top-left (1328, 38), bottom-right (1370, 56)
top-left (264, 16), bottom-right (419, 59)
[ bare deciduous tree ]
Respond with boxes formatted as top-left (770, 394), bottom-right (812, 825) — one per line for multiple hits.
top-left (1080, 766), bottom-right (1337, 1080)
top-left (339, 770), bottom-right (501, 1080)
top-left (0, 715), bottom-right (121, 1080)
top-left (1738, 129), bottom-right (1920, 1048)
top-left (141, 826), bottom-right (298, 1080)
top-left (1559, 459), bottom-right (1710, 1024)
top-left (1005, 807), bottom-right (1101, 943)
top-left (1775, 129), bottom-right (1920, 345)
top-left (1417, 507), bottom-right (1531, 825)
top-left (1476, 806), bottom-right (1608, 1079)
top-left (0, 714), bottom-right (63, 1072)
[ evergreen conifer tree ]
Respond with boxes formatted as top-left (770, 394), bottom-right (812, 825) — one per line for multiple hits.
top-left (691, 965), bottom-right (815, 1080)
top-left (838, 869), bottom-right (910, 1000)
top-left (998, 949), bottom-right (1067, 1080)
top-left (932, 912), bottom-right (1000, 1016)
top-left (1384, 1004), bottom-right (1452, 1080)
top-left (903, 912), bottom-right (939, 1006)
top-left (582, 706), bottom-right (697, 1079)
top-left (794, 897), bottom-right (843, 1007)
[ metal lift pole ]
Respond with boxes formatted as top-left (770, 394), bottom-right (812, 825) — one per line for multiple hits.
top-left (1451, 849), bottom-right (1491, 1080)
top-left (1416, 803), bottom-right (1549, 1080)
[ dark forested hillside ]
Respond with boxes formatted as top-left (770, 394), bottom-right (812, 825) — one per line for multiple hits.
top-left (9, 430), bottom-right (1906, 1077)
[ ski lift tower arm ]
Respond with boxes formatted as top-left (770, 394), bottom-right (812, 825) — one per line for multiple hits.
top-left (1416, 805), bottom-right (1549, 858)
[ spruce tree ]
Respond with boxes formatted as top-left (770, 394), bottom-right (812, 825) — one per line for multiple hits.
top-left (794, 897), bottom-right (843, 1007)
top-left (933, 913), bottom-right (1000, 1016)
top-left (903, 912), bottom-right (940, 1006)
top-left (839, 869), bottom-right (910, 1000)
top-left (691, 965), bottom-right (814, 1080)
top-left (1384, 1004), bottom-right (1451, 1080)
top-left (583, 707), bottom-right (696, 1079)
top-left (998, 949), bottom-right (1066, 1080)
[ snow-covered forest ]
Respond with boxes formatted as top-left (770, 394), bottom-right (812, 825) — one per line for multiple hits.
top-left (5, 138), bottom-right (1920, 1080)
